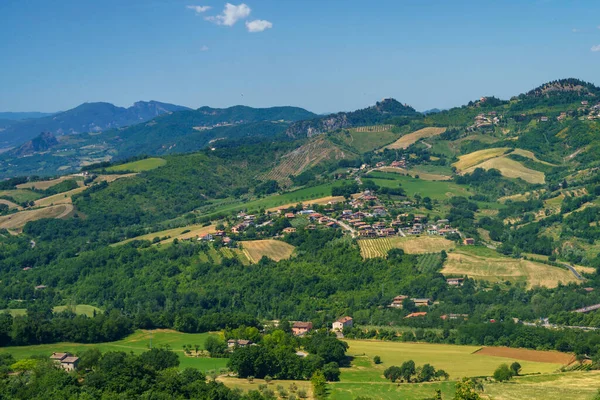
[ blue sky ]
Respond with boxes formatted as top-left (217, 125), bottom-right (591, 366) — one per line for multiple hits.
top-left (1, 0), bottom-right (600, 113)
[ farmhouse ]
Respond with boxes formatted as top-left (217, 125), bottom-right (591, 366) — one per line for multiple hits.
top-left (390, 295), bottom-right (408, 308)
top-left (463, 238), bottom-right (475, 245)
top-left (292, 321), bottom-right (313, 336)
top-left (285, 213), bottom-right (295, 219)
top-left (332, 316), bottom-right (353, 331)
top-left (50, 352), bottom-right (80, 371)
top-left (282, 227), bottom-right (296, 234)
top-left (441, 314), bottom-right (469, 320)
top-left (412, 298), bottom-right (431, 307)
top-left (447, 278), bottom-right (464, 286)
top-left (227, 339), bottom-right (254, 348)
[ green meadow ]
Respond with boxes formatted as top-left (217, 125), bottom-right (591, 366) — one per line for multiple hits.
top-left (106, 157), bottom-right (167, 172)
top-left (366, 171), bottom-right (471, 200)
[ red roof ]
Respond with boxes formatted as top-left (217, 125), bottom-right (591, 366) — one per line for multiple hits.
top-left (404, 312), bottom-right (427, 319)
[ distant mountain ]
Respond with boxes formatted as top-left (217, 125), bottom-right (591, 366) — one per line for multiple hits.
top-left (286, 98), bottom-right (420, 137)
top-left (525, 78), bottom-right (600, 98)
top-left (12, 132), bottom-right (59, 156)
top-left (422, 108), bottom-right (443, 115)
top-left (0, 101), bottom-right (190, 148)
top-left (0, 112), bottom-right (55, 121)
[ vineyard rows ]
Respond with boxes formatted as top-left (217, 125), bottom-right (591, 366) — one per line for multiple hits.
top-left (353, 125), bottom-right (394, 133)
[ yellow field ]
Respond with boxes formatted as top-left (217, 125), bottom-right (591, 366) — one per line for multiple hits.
top-left (385, 127), bottom-right (447, 150)
top-left (106, 158), bottom-right (166, 172)
top-left (463, 157), bottom-right (545, 184)
top-left (343, 340), bottom-right (564, 379)
top-left (114, 224), bottom-right (217, 246)
top-left (94, 173), bottom-right (138, 183)
top-left (453, 148), bottom-right (510, 171)
top-left (0, 199), bottom-right (21, 210)
top-left (442, 250), bottom-right (578, 288)
top-left (16, 176), bottom-right (83, 190)
top-left (377, 167), bottom-right (451, 181)
top-left (359, 236), bottom-right (455, 259)
top-left (483, 372), bottom-right (600, 400)
top-left (573, 265), bottom-right (596, 275)
top-left (241, 239), bottom-right (295, 263)
top-left (266, 196), bottom-right (346, 212)
top-left (511, 149), bottom-right (557, 166)
top-left (0, 204), bottom-right (74, 230)
top-left (34, 186), bottom-right (88, 207)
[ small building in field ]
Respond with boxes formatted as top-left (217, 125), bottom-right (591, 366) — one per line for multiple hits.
top-left (412, 298), bottom-right (431, 307)
top-left (282, 227), bottom-right (297, 234)
top-left (463, 238), bottom-right (475, 245)
top-left (292, 321), bottom-right (313, 336)
top-left (447, 278), bottom-right (464, 286)
top-left (285, 213), bottom-right (295, 219)
top-left (50, 353), bottom-right (80, 372)
top-left (227, 339), bottom-right (253, 349)
top-left (440, 314), bottom-right (469, 321)
top-left (390, 295), bottom-right (408, 308)
top-left (332, 316), bottom-right (353, 331)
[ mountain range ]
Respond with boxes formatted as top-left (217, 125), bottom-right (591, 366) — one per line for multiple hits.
top-left (0, 101), bottom-right (190, 149)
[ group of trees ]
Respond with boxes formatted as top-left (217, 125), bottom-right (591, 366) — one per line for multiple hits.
top-left (383, 360), bottom-right (448, 383)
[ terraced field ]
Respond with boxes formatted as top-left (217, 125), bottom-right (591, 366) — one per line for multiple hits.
top-left (263, 138), bottom-right (353, 184)
top-left (359, 236), bottom-right (455, 259)
top-left (384, 127), bottom-right (446, 150)
top-left (241, 239), bottom-right (295, 263)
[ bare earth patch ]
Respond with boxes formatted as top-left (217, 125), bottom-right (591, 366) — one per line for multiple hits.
top-left (0, 204), bottom-right (74, 230)
top-left (475, 347), bottom-right (574, 365)
top-left (241, 240), bottom-right (295, 263)
top-left (385, 127), bottom-right (447, 150)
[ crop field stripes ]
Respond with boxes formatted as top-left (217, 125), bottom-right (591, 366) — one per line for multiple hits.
top-left (416, 253), bottom-right (442, 273)
top-left (353, 125), bottom-right (394, 133)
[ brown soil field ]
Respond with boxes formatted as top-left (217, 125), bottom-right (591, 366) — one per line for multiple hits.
top-left (475, 347), bottom-right (574, 365)
top-left (94, 173), bottom-right (138, 183)
top-left (16, 176), bottom-right (82, 190)
top-left (0, 204), bottom-right (74, 230)
top-left (266, 196), bottom-right (345, 212)
top-left (241, 240), bottom-right (295, 263)
top-left (34, 187), bottom-right (87, 207)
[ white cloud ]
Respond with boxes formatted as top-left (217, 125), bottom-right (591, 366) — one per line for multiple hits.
top-left (200, 45), bottom-right (209, 51)
top-left (187, 5), bottom-right (211, 14)
top-left (246, 19), bottom-right (272, 32)
top-left (572, 28), bottom-right (582, 33)
top-left (205, 3), bottom-right (251, 26)
top-left (592, 45), bottom-right (600, 52)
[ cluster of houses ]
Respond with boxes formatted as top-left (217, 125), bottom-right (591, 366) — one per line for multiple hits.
top-left (374, 158), bottom-right (407, 169)
top-left (199, 230), bottom-right (233, 247)
top-left (469, 112), bottom-right (501, 131)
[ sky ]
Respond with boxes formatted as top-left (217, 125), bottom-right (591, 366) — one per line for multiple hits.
top-left (1, 0), bottom-right (600, 114)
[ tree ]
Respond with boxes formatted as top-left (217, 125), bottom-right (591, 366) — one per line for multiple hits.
top-left (205, 336), bottom-right (227, 358)
top-left (311, 370), bottom-right (327, 399)
top-left (493, 364), bottom-right (513, 382)
top-left (373, 355), bottom-right (381, 364)
top-left (509, 361), bottom-right (521, 376)
top-left (419, 363), bottom-right (436, 382)
top-left (453, 378), bottom-right (482, 400)
top-left (265, 375), bottom-right (273, 385)
top-left (139, 348), bottom-right (180, 371)
top-left (400, 360), bottom-right (416, 382)
top-left (383, 366), bottom-right (402, 382)
top-left (322, 362), bottom-right (340, 382)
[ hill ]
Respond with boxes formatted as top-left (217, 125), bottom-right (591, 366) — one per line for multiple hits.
top-left (0, 101), bottom-right (190, 148)
top-left (286, 98), bottom-right (420, 137)
top-left (11, 132), bottom-right (59, 156)
top-left (0, 112), bottom-right (54, 121)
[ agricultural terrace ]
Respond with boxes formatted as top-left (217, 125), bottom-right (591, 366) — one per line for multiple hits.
top-left (0, 329), bottom-right (228, 372)
top-left (338, 125), bottom-right (400, 153)
top-left (329, 340), bottom-right (567, 400)
top-left (384, 127), bottom-right (446, 150)
top-left (106, 157), bottom-right (167, 172)
top-left (241, 240), bottom-right (295, 263)
top-left (16, 176), bottom-right (83, 190)
top-left (34, 186), bottom-right (87, 207)
top-left (0, 204), bottom-right (74, 231)
top-left (359, 236), bottom-right (455, 259)
top-left (1, 305), bottom-right (102, 318)
top-left (442, 246), bottom-right (579, 289)
top-left (366, 171), bottom-right (471, 200)
top-left (262, 138), bottom-right (352, 184)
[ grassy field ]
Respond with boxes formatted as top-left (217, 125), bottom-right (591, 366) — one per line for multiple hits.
top-left (0, 189), bottom-right (42, 203)
top-left (463, 156), bottom-right (545, 184)
top-left (483, 371), bottom-right (600, 400)
top-left (0, 199), bottom-right (20, 210)
top-left (327, 340), bottom-right (568, 400)
top-left (358, 236), bottom-right (455, 258)
top-left (94, 173), bottom-right (138, 183)
top-left (442, 247), bottom-right (579, 288)
top-left (114, 223), bottom-right (217, 246)
top-left (377, 167), bottom-right (452, 181)
top-left (0, 329), bottom-right (228, 373)
top-left (366, 171), bottom-right (471, 200)
top-left (241, 240), bottom-right (295, 263)
top-left (2, 304), bottom-right (102, 318)
top-left (511, 148), bottom-right (557, 166)
top-left (0, 204), bottom-right (74, 230)
top-left (339, 126), bottom-right (400, 153)
top-left (266, 196), bottom-right (345, 212)
top-left (106, 158), bottom-right (167, 172)
top-left (16, 176), bottom-right (83, 190)
top-left (218, 376), bottom-right (314, 399)
top-left (34, 186), bottom-right (87, 207)
top-left (453, 148), bottom-right (510, 171)
top-left (385, 127), bottom-right (447, 150)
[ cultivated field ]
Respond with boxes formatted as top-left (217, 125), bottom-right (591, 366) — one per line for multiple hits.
top-left (16, 176), bottom-right (83, 190)
top-left (484, 371), bottom-right (600, 400)
top-left (2, 304), bottom-right (102, 318)
top-left (353, 125), bottom-right (394, 133)
top-left (106, 157), bottom-right (167, 172)
top-left (94, 173), bottom-right (138, 183)
top-left (442, 247), bottom-right (578, 288)
top-left (511, 148), bottom-right (557, 166)
top-left (266, 196), bottom-right (345, 212)
top-left (377, 167), bottom-right (452, 181)
top-left (359, 236), bottom-right (455, 259)
top-left (474, 347), bottom-right (573, 365)
top-left (385, 127), bottom-right (447, 150)
top-left (0, 199), bottom-right (20, 210)
top-left (339, 126), bottom-right (400, 153)
top-left (34, 186), bottom-right (87, 207)
top-left (0, 189), bottom-right (41, 203)
top-left (263, 138), bottom-right (351, 184)
top-left (463, 156), bottom-right (545, 184)
top-left (114, 224), bottom-right (218, 246)
top-left (453, 148), bottom-right (510, 171)
top-left (241, 240), bottom-right (295, 263)
top-left (0, 329), bottom-right (228, 372)
top-left (0, 204), bottom-right (74, 230)
top-left (218, 377), bottom-right (314, 399)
